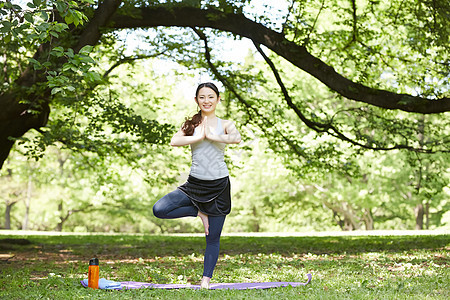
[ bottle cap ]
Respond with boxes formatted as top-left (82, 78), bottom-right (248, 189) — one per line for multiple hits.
top-left (89, 258), bottom-right (99, 265)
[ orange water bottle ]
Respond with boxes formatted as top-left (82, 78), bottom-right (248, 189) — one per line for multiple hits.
top-left (88, 258), bottom-right (99, 289)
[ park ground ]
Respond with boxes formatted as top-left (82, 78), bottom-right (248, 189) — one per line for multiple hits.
top-left (0, 230), bottom-right (448, 299)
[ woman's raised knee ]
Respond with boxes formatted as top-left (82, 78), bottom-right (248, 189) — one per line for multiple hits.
top-left (152, 202), bottom-right (166, 219)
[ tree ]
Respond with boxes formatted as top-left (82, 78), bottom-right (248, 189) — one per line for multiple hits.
top-left (0, 153), bottom-right (36, 229)
top-left (0, 58), bottom-right (200, 232)
top-left (1, 0), bottom-right (449, 172)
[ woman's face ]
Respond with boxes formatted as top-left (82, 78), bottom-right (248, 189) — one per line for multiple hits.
top-left (196, 87), bottom-right (220, 114)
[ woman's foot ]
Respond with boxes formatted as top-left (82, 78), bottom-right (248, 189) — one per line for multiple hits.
top-left (197, 211), bottom-right (209, 235)
top-left (200, 276), bottom-right (211, 289)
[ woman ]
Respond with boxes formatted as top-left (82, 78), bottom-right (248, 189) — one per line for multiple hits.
top-left (153, 82), bottom-right (241, 289)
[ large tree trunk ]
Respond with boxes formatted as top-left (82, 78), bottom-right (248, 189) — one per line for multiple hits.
top-left (0, 93), bottom-right (50, 170)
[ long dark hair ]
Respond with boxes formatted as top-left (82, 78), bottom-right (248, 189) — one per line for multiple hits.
top-left (182, 82), bottom-right (220, 136)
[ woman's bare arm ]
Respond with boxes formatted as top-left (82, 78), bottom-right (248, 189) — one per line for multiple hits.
top-left (206, 120), bottom-right (241, 144)
top-left (170, 125), bottom-right (205, 147)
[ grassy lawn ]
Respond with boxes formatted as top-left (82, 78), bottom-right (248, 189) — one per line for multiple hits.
top-left (0, 232), bottom-right (448, 299)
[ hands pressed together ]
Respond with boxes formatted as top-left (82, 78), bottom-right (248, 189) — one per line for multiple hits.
top-left (170, 116), bottom-right (241, 147)
top-left (196, 116), bottom-right (213, 141)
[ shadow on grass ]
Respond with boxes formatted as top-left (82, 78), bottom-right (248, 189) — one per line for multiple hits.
top-left (1, 234), bottom-right (448, 260)
top-left (221, 235), bottom-right (450, 255)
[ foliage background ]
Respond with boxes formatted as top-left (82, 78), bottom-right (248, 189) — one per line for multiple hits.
top-left (0, 0), bottom-right (449, 233)
top-left (2, 54), bottom-right (448, 232)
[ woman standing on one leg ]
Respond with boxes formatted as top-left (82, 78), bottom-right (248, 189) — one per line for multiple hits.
top-left (153, 82), bottom-right (241, 289)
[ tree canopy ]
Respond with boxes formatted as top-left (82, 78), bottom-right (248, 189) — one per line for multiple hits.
top-left (1, 0), bottom-right (449, 170)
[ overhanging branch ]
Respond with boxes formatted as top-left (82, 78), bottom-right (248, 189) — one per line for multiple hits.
top-left (110, 5), bottom-right (450, 114)
top-left (252, 42), bottom-right (329, 132)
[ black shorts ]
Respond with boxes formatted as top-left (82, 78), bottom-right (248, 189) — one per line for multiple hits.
top-left (177, 175), bottom-right (231, 216)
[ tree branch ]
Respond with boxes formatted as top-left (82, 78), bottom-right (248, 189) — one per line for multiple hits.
top-left (103, 52), bottom-right (167, 78)
top-left (350, 0), bottom-right (358, 42)
top-left (110, 5), bottom-right (450, 113)
top-left (281, 0), bottom-right (295, 35)
top-left (73, 0), bottom-right (123, 53)
top-left (252, 42), bottom-right (328, 132)
top-left (252, 42), bottom-right (443, 153)
top-left (304, 0), bottom-right (326, 45)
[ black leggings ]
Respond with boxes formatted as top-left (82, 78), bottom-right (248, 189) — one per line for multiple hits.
top-left (153, 189), bottom-right (226, 278)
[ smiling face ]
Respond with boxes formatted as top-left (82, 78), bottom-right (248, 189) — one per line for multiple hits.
top-left (195, 87), bottom-right (220, 114)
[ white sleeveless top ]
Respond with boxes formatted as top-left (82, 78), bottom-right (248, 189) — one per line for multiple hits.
top-left (190, 118), bottom-right (229, 180)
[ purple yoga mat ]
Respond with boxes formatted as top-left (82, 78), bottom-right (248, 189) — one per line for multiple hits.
top-left (81, 273), bottom-right (312, 290)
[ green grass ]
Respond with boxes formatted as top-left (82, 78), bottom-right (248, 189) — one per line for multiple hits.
top-left (0, 233), bottom-right (448, 299)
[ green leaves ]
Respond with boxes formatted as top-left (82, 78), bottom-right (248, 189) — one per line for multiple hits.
top-left (55, 1), bottom-right (69, 14)
top-left (47, 47), bottom-right (101, 97)
top-left (50, 46), bottom-right (65, 57)
top-left (24, 12), bottom-right (34, 24)
top-left (79, 45), bottom-right (94, 56)
top-left (51, 0), bottom-right (89, 27)
top-left (27, 57), bottom-right (42, 70)
top-left (0, 20), bottom-right (12, 33)
top-left (0, 0), bottom-right (82, 61)
top-left (63, 8), bottom-right (88, 27)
